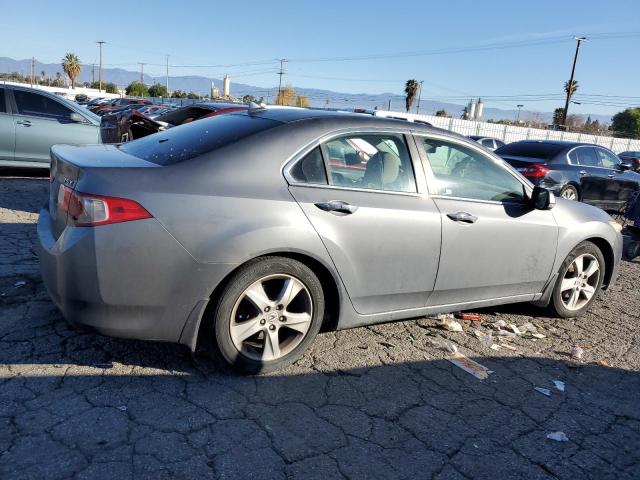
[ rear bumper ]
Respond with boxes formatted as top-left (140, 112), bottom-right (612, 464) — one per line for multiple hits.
top-left (37, 207), bottom-right (236, 344)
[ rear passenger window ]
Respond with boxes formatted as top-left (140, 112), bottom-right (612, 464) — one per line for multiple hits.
top-left (289, 147), bottom-right (327, 184)
top-left (0, 88), bottom-right (6, 113)
top-left (322, 133), bottom-right (417, 193)
top-left (575, 147), bottom-right (600, 167)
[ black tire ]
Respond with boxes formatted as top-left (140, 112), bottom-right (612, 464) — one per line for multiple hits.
top-left (624, 240), bottom-right (640, 260)
top-left (550, 241), bottom-right (605, 318)
top-left (213, 256), bottom-right (324, 373)
top-left (559, 184), bottom-right (579, 201)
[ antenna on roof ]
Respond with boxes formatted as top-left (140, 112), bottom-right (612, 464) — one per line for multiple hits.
top-left (247, 101), bottom-right (267, 115)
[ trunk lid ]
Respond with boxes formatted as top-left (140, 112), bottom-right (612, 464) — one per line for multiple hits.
top-left (498, 154), bottom-right (549, 169)
top-left (48, 144), bottom-right (159, 239)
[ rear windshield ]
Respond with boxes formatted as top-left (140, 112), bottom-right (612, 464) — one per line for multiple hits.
top-left (495, 142), bottom-right (566, 159)
top-left (119, 113), bottom-right (280, 165)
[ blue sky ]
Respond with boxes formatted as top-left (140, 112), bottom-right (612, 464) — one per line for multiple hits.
top-left (2, 0), bottom-right (640, 115)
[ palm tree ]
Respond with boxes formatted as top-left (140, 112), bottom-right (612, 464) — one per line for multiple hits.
top-left (54, 72), bottom-right (62, 87)
top-left (564, 80), bottom-right (579, 100)
top-left (62, 53), bottom-right (82, 89)
top-left (404, 79), bottom-right (419, 113)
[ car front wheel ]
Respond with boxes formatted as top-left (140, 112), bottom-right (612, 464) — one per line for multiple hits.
top-left (214, 256), bottom-right (324, 373)
top-left (550, 241), bottom-right (605, 318)
top-left (560, 184), bottom-right (579, 201)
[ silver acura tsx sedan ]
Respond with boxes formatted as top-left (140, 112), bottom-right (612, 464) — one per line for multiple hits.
top-left (38, 106), bottom-right (623, 372)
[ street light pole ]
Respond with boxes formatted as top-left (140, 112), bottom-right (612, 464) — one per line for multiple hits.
top-left (416, 80), bottom-right (424, 114)
top-left (561, 36), bottom-right (587, 129)
top-left (516, 104), bottom-right (524, 122)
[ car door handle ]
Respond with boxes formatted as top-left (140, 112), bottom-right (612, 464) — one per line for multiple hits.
top-left (607, 173), bottom-right (616, 178)
top-left (314, 200), bottom-right (358, 215)
top-left (16, 120), bottom-right (31, 127)
top-left (579, 170), bottom-right (588, 176)
top-left (447, 212), bottom-right (478, 224)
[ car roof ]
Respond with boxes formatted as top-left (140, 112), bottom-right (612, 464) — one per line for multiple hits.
top-left (240, 106), bottom-right (454, 136)
top-left (194, 101), bottom-right (248, 110)
top-left (510, 139), bottom-right (602, 148)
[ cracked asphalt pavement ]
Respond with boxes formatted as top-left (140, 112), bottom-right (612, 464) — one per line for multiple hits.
top-left (1, 172), bottom-right (639, 479)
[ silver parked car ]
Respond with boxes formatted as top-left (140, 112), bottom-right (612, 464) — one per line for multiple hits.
top-left (0, 85), bottom-right (100, 167)
top-left (38, 107), bottom-right (623, 372)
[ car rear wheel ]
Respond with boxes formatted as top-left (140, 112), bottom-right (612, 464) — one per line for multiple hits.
top-left (550, 241), bottom-right (605, 318)
top-left (560, 185), bottom-right (579, 201)
top-left (214, 256), bottom-right (324, 373)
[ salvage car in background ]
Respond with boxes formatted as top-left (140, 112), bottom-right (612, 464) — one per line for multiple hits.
top-left (39, 107), bottom-right (622, 373)
top-left (100, 101), bottom-right (248, 143)
top-left (496, 140), bottom-right (640, 211)
top-left (618, 151), bottom-right (640, 172)
top-left (0, 84), bottom-right (100, 167)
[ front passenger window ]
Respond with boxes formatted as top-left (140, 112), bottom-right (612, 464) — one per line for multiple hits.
top-left (596, 149), bottom-right (619, 169)
top-left (13, 90), bottom-right (72, 121)
top-left (420, 137), bottom-right (525, 203)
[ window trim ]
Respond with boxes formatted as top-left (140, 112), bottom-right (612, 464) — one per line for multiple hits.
top-left (282, 127), bottom-right (427, 196)
top-left (413, 132), bottom-right (532, 204)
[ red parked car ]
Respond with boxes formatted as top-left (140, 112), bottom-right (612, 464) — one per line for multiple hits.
top-left (91, 98), bottom-right (152, 116)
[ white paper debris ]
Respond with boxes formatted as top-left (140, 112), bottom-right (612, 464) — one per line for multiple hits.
top-left (546, 431), bottom-right (569, 442)
top-left (535, 387), bottom-right (552, 397)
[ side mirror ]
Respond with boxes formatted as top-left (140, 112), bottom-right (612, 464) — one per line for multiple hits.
top-left (69, 112), bottom-right (86, 123)
top-left (530, 186), bottom-right (555, 210)
top-left (618, 162), bottom-right (632, 172)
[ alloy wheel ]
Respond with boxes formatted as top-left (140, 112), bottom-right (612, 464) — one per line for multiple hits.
top-left (559, 253), bottom-right (600, 311)
top-left (229, 274), bottom-right (313, 361)
top-left (561, 188), bottom-right (577, 200)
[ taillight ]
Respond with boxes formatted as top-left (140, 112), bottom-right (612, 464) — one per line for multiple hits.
top-left (58, 186), bottom-right (151, 226)
top-left (520, 164), bottom-right (550, 178)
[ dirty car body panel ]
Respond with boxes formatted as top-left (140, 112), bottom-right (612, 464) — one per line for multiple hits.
top-left (38, 108), bottom-right (623, 349)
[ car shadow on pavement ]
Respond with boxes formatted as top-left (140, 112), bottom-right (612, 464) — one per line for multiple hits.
top-left (0, 175), bottom-right (48, 215)
top-left (1, 284), bottom-right (640, 479)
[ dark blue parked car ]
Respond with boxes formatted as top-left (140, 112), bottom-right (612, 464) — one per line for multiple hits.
top-left (496, 140), bottom-right (640, 212)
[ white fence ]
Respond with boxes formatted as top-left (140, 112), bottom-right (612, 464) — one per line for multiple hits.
top-left (373, 110), bottom-right (640, 154)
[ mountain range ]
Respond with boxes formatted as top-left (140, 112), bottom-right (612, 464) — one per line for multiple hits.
top-left (0, 57), bottom-right (613, 124)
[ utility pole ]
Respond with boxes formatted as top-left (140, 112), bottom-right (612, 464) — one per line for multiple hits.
top-left (91, 64), bottom-right (95, 84)
top-left (516, 104), bottom-right (524, 122)
top-left (388, 99), bottom-right (391, 111)
top-left (96, 41), bottom-right (105, 91)
top-left (276, 59), bottom-right (287, 105)
top-left (416, 80), bottom-right (424, 114)
top-left (138, 63), bottom-right (145, 83)
top-left (165, 55), bottom-right (170, 95)
top-left (561, 36), bottom-right (587, 129)
top-left (30, 57), bottom-right (35, 87)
